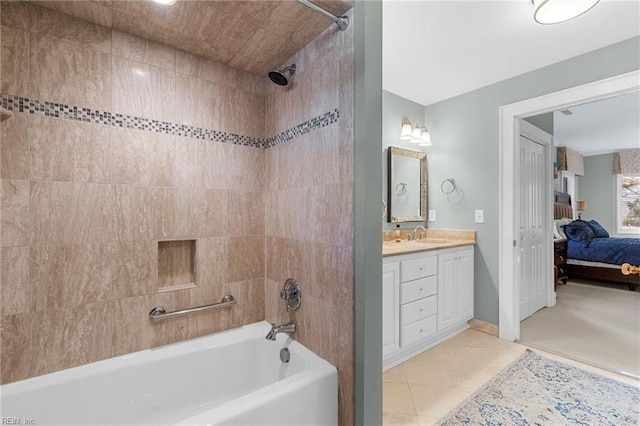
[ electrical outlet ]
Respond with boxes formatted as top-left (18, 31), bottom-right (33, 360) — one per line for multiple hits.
top-left (429, 210), bottom-right (436, 222)
top-left (475, 209), bottom-right (484, 224)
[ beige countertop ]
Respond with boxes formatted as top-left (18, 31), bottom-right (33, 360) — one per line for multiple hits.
top-left (382, 229), bottom-right (476, 257)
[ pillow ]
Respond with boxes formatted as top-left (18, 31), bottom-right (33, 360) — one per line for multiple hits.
top-left (564, 220), bottom-right (595, 246)
top-left (588, 219), bottom-right (609, 238)
top-left (555, 218), bottom-right (572, 240)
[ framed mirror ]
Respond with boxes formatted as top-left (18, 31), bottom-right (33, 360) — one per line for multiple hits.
top-left (387, 146), bottom-right (427, 222)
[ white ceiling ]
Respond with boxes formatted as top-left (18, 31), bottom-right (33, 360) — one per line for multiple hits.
top-left (553, 91), bottom-right (640, 156)
top-left (383, 0), bottom-right (640, 107)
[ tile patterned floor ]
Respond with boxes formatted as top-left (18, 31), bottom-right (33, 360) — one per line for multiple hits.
top-left (382, 328), bottom-right (639, 426)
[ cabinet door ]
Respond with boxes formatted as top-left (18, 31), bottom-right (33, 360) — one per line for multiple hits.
top-left (438, 248), bottom-right (475, 330)
top-left (382, 262), bottom-right (400, 357)
top-left (437, 252), bottom-right (458, 330)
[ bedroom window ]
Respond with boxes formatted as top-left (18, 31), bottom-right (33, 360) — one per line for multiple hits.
top-left (616, 173), bottom-right (640, 235)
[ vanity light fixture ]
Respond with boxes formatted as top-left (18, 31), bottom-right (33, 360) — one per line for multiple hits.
top-left (532, 0), bottom-right (600, 24)
top-left (400, 119), bottom-right (432, 146)
top-left (419, 129), bottom-right (432, 147)
top-left (152, 0), bottom-right (177, 6)
top-left (400, 119), bottom-right (413, 140)
top-left (410, 127), bottom-right (423, 144)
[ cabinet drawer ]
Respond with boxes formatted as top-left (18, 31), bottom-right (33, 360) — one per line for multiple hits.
top-left (401, 315), bottom-right (437, 347)
top-left (554, 253), bottom-right (566, 265)
top-left (401, 295), bottom-right (437, 326)
top-left (400, 256), bottom-right (437, 283)
top-left (400, 276), bottom-right (437, 304)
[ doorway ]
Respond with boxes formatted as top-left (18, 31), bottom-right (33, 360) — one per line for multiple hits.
top-left (518, 121), bottom-right (551, 321)
top-left (498, 70), bottom-right (640, 341)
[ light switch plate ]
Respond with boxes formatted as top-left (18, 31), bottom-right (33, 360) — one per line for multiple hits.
top-left (475, 209), bottom-right (484, 224)
top-left (429, 210), bottom-right (436, 222)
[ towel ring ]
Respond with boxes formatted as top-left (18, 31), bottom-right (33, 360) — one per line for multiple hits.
top-left (394, 182), bottom-right (407, 196)
top-left (440, 178), bottom-right (456, 194)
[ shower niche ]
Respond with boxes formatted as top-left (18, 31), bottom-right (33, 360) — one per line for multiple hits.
top-left (157, 240), bottom-right (197, 292)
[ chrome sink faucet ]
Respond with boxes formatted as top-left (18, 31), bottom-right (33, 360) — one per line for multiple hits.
top-left (413, 225), bottom-right (427, 240)
top-left (265, 321), bottom-right (296, 341)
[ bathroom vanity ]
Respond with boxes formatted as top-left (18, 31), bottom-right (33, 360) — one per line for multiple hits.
top-left (382, 231), bottom-right (475, 371)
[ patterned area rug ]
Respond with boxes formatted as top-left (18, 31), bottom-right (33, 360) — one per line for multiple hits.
top-left (436, 349), bottom-right (640, 425)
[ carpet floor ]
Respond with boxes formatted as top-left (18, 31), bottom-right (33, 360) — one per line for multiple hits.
top-left (520, 280), bottom-right (640, 376)
top-left (436, 349), bottom-right (640, 425)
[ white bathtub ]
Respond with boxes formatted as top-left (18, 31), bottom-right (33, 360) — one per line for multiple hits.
top-left (0, 321), bottom-right (338, 425)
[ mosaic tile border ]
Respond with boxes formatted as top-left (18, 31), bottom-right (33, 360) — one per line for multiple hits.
top-left (0, 93), bottom-right (340, 149)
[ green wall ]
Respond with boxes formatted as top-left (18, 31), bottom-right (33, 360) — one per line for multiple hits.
top-left (420, 36), bottom-right (640, 325)
top-left (354, 1), bottom-right (383, 424)
top-left (578, 154), bottom-right (617, 235)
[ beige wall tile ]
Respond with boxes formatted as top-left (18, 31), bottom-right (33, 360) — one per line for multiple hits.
top-left (30, 33), bottom-right (112, 111)
top-left (30, 181), bottom-right (115, 245)
top-left (113, 185), bottom-right (176, 241)
top-left (174, 137), bottom-right (229, 189)
top-left (195, 238), bottom-right (228, 287)
top-left (30, 4), bottom-right (111, 53)
top-left (112, 30), bottom-right (176, 71)
top-left (30, 244), bottom-right (113, 311)
top-left (110, 127), bottom-right (175, 187)
top-left (263, 277), bottom-right (289, 325)
top-left (1, 313), bottom-right (31, 384)
top-left (112, 241), bottom-right (157, 299)
top-left (175, 74), bottom-right (226, 130)
top-left (310, 183), bottom-right (353, 247)
top-left (30, 1), bottom-right (112, 28)
top-left (1, 246), bottom-right (30, 316)
top-left (175, 188), bottom-right (227, 238)
top-left (229, 278), bottom-right (265, 326)
top-left (1, 178), bottom-right (29, 247)
top-left (1, 2), bottom-right (30, 31)
top-left (111, 56), bottom-right (176, 122)
top-left (0, 112), bottom-right (29, 179)
top-left (228, 236), bottom-right (265, 282)
top-left (110, 294), bottom-right (154, 358)
top-left (228, 191), bottom-right (264, 237)
top-left (290, 294), bottom-right (339, 367)
top-left (226, 144), bottom-right (265, 192)
top-left (31, 302), bottom-right (112, 377)
top-left (225, 87), bottom-right (266, 139)
top-left (30, 116), bottom-right (111, 183)
top-left (1, 24), bottom-right (30, 97)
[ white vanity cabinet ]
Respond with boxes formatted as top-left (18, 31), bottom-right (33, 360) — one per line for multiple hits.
top-left (382, 244), bottom-right (474, 371)
top-left (437, 248), bottom-right (474, 331)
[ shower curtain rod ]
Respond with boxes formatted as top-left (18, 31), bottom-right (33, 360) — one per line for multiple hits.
top-left (296, 0), bottom-right (349, 31)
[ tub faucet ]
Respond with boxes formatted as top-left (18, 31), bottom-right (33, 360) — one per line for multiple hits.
top-left (266, 321), bottom-right (296, 341)
top-left (413, 225), bottom-right (427, 240)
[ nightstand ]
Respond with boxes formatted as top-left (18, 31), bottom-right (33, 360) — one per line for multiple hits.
top-left (554, 239), bottom-right (568, 286)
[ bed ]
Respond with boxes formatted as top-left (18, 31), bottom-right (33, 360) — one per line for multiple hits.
top-left (553, 191), bottom-right (639, 291)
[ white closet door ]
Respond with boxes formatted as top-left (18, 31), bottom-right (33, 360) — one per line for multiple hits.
top-left (519, 134), bottom-right (547, 321)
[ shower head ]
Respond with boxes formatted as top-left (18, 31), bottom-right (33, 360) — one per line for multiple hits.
top-left (268, 64), bottom-right (296, 86)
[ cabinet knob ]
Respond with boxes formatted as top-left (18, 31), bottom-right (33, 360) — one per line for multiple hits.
top-left (419, 329), bottom-right (423, 333)
top-left (559, 256), bottom-right (564, 262)
top-left (419, 288), bottom-right (423, 292)
top-left (420, 308), bottom-right (424, 312)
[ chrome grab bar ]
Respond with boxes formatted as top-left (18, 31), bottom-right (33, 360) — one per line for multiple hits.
top-left (149, 295), bottom-right (236, 323)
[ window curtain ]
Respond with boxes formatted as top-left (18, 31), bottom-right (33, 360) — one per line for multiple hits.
top-left (613, 150), bottom-right (640, 174)
top-left (557, 146), bottom-right (584, 176)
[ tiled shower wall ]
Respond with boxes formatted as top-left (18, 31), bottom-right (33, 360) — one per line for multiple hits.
top-left (0, 3), bottom-right (355, 423)
top-left (1, 3), bottom-right (268, 383)
top-left (263, 9), bottom-right (355, 426)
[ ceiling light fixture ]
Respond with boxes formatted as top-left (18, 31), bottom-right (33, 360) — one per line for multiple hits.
top-left (152, 0), bottom-right (177, 6)
top-left (532, 0), bottom-right (600, 25)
